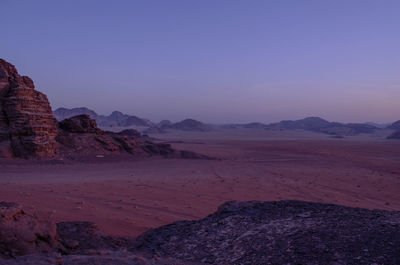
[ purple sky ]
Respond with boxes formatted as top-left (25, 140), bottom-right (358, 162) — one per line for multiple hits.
top-left (1, 0), bottom-right (399, 123)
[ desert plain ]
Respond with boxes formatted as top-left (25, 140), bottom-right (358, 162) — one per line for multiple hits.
top-left (1, 128), bottom-right (399, 238)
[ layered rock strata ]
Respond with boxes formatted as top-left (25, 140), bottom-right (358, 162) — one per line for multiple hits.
top-left (0, 59), bottom-right (58, 158)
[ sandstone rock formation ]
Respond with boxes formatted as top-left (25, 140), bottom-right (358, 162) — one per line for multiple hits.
top-left (0, 202), bottom-right (189, 265)
top-left (0, 59), bottom-right (210, 160)
top-left (0, 202), bottom-right (59, 258)
top-left (59, 114), bottom-right (101, 134)
top-left (56, 114), bottom-right (150, 158)
top-left (56, 114), bottom-right (211, 160)
top-left (0, 59), bottom-right (58, 158)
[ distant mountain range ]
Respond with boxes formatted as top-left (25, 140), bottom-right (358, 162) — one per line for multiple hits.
top-left (264, 117), bottom-right (378, 136)
top-left (53, 107), bottom-right (153, 127)
top-left (53, 107), bottom-right (399, 136)
top-left (225, 117), bottom-right (382, 136)
top-left (53, 107), bottom-right (213, 132)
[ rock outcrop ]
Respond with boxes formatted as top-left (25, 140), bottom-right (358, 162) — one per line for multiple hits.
top-left (56, 114), bottom-right (211, 160)
top-left (0, 202), bottom-right (192, 265)
top-left (135, 200), bottom-right (400, 265)
top-left (59, 114), bottom-right (101, 134)
top-left (56, 115), bottom-right (151, 158)
top-left (0, 59), bottom-right (58, 158)
top-left (0, 202), bottom-right (59, 258)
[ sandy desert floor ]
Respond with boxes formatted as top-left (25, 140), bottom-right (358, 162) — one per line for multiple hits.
top-left (1, 129), bottom-right (399, 237)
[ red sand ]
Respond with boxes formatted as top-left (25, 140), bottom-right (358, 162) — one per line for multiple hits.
top-left (1, 133), bottom-right (399, 237)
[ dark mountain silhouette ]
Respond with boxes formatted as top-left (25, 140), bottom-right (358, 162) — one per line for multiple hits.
top-left (54, 108), bottom-right (382, 136)
top-left (158, 119), bottom-right (173, 128)
top-left (265, 117), bottom-right (378, 136)
top-left (144, 119), bottom-right (211, 133)
top-left (167, 119), bottom-right (211, 131)
top-left (387, 120), bottom-right (400, 130)
top-left (242, 122), bottom-right (267, 129)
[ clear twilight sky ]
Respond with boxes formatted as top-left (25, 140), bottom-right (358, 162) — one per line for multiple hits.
top-left (1, 0), bottom-right (399, 123)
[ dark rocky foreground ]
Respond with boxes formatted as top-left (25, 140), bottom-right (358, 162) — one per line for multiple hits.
top-left (1, 200), bottom-right (400, 265)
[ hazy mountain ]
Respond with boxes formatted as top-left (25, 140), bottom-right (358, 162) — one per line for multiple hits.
top-left (387, 120), bottom-right (400, 130)
top-left (158, 120), bottom-right (173, 128)
top-left (53, 107), bottom-right (98, 121)
top-left (166, 119), bottom-right (211, 131)
top-left (265, 117), bottom-right (378, 136)
top-left (387, 130), bottom-right (400, 139)
top-left (364, 122), bottom-right (391, 129)
top-left (266, 117), bottom-right (331, 131)
top-left (98, 111), bottom-right (153, 127)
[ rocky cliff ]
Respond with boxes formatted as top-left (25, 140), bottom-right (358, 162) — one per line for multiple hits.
top-left (0, 59), bottom-right (59, 158)
top-left (0, 59), bottom-right (210, 160)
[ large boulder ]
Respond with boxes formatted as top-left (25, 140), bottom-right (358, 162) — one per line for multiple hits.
top-left (134, 200), bottom-right (400, 265)
top-left (0, 202), bottom-right (59, 258)
top-left (0, 59), bottom-right (58, 158)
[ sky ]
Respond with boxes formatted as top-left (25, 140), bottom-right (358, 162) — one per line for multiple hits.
top-left (1, 0), bottom-right (399, 124)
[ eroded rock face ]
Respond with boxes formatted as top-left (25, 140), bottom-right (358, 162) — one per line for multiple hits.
top-left (0, 59), bottom-right (58, 158)
top-left (134, 200), bottom-right (400, 265)
top-left (0, 202), bottom-right (59, 258)
top-left (56, 115), bottom-right (177, 159)
top-left (59, 114), bottom-right (101, 134)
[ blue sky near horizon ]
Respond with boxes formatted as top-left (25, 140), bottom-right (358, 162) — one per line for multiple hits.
top-left (1, 0), bottom-right (399, 123)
